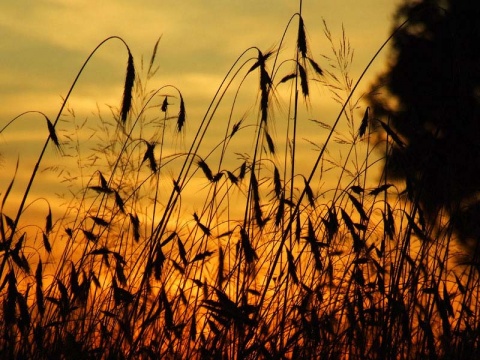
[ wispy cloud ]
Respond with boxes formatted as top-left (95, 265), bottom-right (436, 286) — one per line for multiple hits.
top-left (0, 1), bottom-right (397, 153)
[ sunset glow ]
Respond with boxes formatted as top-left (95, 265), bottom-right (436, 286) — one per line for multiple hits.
top-left (1, 1), bottom-right (479, 359)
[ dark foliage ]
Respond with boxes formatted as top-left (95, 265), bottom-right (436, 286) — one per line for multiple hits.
top-left (369, 0), bottom-right (480, 249)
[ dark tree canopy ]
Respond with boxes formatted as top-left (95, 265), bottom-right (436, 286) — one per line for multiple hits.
top-left (369, 0), bottom-right (480, 247)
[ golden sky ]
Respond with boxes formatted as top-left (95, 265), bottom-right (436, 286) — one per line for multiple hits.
top-left (0, 1), bottom-right (397, 117)
top-left (0, 0), bottom-right (398, 222)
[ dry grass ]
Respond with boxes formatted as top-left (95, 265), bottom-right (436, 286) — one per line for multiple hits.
top-left (1, 10), bottom-right (479, 360)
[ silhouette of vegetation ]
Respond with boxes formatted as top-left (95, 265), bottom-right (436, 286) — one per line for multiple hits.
top-left (368, 1), bottom-right (480, 257)
top-left (1, 3), bottom-right (480, 359)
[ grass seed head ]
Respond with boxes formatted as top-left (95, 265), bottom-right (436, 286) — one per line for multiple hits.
top-left (273, 166), bottom-right (282, 198)
top-left (161, 96), bottom-right (169, 112)
top-left (298, 63), bottom-right (309, 98)
top-left (120, 51), bottom-right (135, 124)
top-left (308, 57), bottom-right (323, 76)
top-left (197, 159), bottom-right (213, 182)
top-left (240, 227), bottom-right (257, 263)
top-left (297, 16), bottom-right (307, 58)
top-left (142, 142), bottom-right (157, 173)
top-left (265, 130), bottom-right (275, 154)
top-left (46, 117), bottom-right (63, 154)
top-left (358, 106), bottom-right (370, 137)
top-left (286, 247), bottom-right (299, 284)
top-left (42, 233), bottom-right (52, 253)
top-left (177, 95), bottom-right (186, 132)
top-left (114, 190), bottom-right (125, 214)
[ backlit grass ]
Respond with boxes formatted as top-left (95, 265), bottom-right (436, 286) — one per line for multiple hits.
top-left (1, 7), bottom-right (479, 360)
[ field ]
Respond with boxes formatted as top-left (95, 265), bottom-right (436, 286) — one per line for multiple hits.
top-left (1, 7), bottom-right (479, 360)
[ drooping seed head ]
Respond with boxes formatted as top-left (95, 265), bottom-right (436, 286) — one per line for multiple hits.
top-left (297, 16), bottom-right (307, 58)
top-left (120, 51), bottom-right (135, 124)
top-left (177, 95), bottom-right (186, 132)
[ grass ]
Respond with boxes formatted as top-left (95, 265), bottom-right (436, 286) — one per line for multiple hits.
top-left (1, 6), bottom-right (479, 360)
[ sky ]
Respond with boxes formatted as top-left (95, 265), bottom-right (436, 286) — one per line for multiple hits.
top-left (0, 0), bottom-right (399, 224)
top-left (0, 1), bottom-right (398, 117)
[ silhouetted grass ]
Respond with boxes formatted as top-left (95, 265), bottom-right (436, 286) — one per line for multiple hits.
top-left (1, 7), bottom-right (479, 360)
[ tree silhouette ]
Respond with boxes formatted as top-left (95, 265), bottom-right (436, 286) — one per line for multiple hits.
top-left (368, 0), bottom-right (480, 252)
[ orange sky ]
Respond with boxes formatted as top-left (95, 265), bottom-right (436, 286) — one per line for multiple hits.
top-left (0, 1), bottom-right (398, 224)
top-left (0, 1), bottom-right (397, 117)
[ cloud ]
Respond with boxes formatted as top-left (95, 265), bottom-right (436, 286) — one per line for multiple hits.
top-left (0, 0), bottom-right (400, 227)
